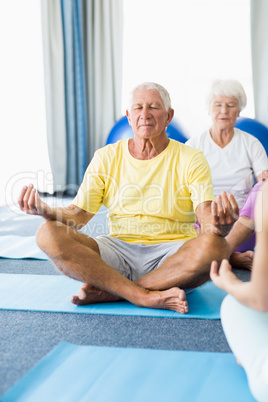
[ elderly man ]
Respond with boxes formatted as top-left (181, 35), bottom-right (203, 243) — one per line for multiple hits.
top-left (18, 82), bottom-right (238, 314)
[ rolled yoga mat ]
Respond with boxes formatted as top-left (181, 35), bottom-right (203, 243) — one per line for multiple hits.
top-left (1, 342), bottom-right (255, 402)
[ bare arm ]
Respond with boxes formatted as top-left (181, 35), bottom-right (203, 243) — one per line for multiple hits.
top-left (225, 217), bottom-right (254, 254)
top-left (210, 181), bottom-right (268, 312)
top-left (225, 217), bottom-right (254, 271)
top-left (256, 169), bottom-right (268, 182)
top-left (195, 192), bottom-right (239, 237)
top-left (18, 185), bottom-right (94, 229)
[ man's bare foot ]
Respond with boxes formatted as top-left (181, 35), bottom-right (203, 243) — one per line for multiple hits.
top-left (71, 283), bottom-right (188, 313)
top-left (229, 251), bottom-right (254, 271)
top-left (71, 283), bottom-right (122, 305)
top-left (143, 287), bottom-right (188, 314)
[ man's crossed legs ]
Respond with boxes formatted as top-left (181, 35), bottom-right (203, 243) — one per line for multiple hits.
top-left (36, 221), bottom-right (230, 314)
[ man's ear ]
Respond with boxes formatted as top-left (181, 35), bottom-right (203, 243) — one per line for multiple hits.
top-left (166, 108), bottom-right (175, 126)
top-left (126, 110), bottom-right (132, 126)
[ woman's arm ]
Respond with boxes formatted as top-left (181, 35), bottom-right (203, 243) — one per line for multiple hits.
top-left (225, 182), bottom-right (263, 270)
top-left (210, 181), bottom-right (268, 312)
top-left (210, 260), bottom-right (262, 309)
top-left (225, 217), bottom-right (254, 254)
top-left (249, 180), bottom-right (268, 310)
top-left (225, 217), bottom-right (254, 270)
top-left (256, 169), bottom-right (268, 182)
top-left (18, 185), bottom-right (94, 229)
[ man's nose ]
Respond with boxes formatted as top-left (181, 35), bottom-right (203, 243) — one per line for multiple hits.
top-left (141, 107), bottom-right (151, 119)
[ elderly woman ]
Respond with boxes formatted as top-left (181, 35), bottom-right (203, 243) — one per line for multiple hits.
top-left (186, 79), bottom-right (268, 268)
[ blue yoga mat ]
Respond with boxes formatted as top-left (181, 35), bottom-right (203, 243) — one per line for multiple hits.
top-left (0, 274), bottom-right (226, 318)
top-left (0, 236), bottom-right (48, 260)
top-left (1, 342), bottom-right (254, 402)
top-left (0, 205), bottom-right (109, 259)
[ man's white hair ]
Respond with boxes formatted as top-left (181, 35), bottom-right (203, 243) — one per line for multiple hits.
top-left (206, 79), bottom-right (247, 112)
top-left (128, 82), bottom-right (172, 111)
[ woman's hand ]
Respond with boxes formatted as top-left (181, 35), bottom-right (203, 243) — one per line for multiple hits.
top-left (210, 259), bottom-right (242, 292)
top-left (18, 184), bottom-right (52, 219)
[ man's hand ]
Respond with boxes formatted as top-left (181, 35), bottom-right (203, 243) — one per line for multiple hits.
top-left (18, 184), bottom-right (94, 228)
top-left (18, 184), bottom-right (52, 219)
top-left (196, 191), bottom-right (239, 237)
top-left (211, 192), bottom-right (239, 237)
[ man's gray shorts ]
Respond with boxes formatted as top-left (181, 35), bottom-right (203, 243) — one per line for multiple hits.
top-left (94, 236), bottom-right (185, 281)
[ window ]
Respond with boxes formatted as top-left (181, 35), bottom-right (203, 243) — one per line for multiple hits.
top-left (0, 0), bottom-right (51, 206)
top-left (122, 0), bottom-right (253, 137)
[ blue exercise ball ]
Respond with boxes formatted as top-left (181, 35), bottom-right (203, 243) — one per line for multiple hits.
top-left (106, 116), bottom-right (188, 145)
top-left (235, 117), bottom-right (268, 155)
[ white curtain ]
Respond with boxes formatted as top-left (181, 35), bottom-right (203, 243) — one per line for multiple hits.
top-left (41, 0), bottom-right (123, 192)
top-left (41, 0), bottom-right (67, 193)
top-left (251, 0), bottom-right (268, 127)
top-left (85, 0), bottom-right (123, 156)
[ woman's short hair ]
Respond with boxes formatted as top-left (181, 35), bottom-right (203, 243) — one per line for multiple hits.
top-left (206, 79), bottom-right (247, 112)
top-left (128, 82), bottom-right (172, 111)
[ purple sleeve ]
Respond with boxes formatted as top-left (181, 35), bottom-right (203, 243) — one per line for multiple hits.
top-left (239, 181), bottom-right (264, 221)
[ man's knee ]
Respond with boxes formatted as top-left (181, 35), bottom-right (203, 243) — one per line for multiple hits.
top-left (185, 234), bottom-right (230, 286)
top-left (200, 233), bottom-right (230, 260)
top-left (185, 234), bottom-right (230, 267)
top-left (36, 220), bottom-right (65, 255)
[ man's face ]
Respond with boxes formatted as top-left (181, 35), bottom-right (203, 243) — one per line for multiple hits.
top-left (126, 89), bottom-right (173, 140)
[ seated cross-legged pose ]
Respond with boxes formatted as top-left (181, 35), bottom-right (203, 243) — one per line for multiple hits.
top-left (210, 180), bottom-right (268, 402)
top-left (186, 79), bottom-right (268, 270)
top-left (18, 82), bottom-right (238, 314)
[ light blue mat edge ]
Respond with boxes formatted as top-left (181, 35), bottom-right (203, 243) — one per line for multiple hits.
top-left (0, 273), bottom-right (227, 319)
top-left (0, 342), bottom-right (255, 402)
top-left (0, 235), bottom-right (47, 260)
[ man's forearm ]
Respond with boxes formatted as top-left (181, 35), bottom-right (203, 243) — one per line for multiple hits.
top-left (43, 205), bottom-right (91, 229)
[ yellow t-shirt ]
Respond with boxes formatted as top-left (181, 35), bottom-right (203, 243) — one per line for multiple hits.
top-left (73, 139), bottom-right (215, 244)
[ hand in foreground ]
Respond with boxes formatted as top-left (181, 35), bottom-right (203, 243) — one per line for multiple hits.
top-left (211, 192), bottom-right (239, 237)
top-left (18, 184), bottom-right (52, 219)
top-left (210, 259), bottom-right (241, 292)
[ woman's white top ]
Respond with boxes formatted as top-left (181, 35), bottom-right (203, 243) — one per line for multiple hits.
top-left (186, 128), bottom-right (268, 208)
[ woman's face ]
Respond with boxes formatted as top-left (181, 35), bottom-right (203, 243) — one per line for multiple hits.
top-left (209, 95), bottom-right (240, 131)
